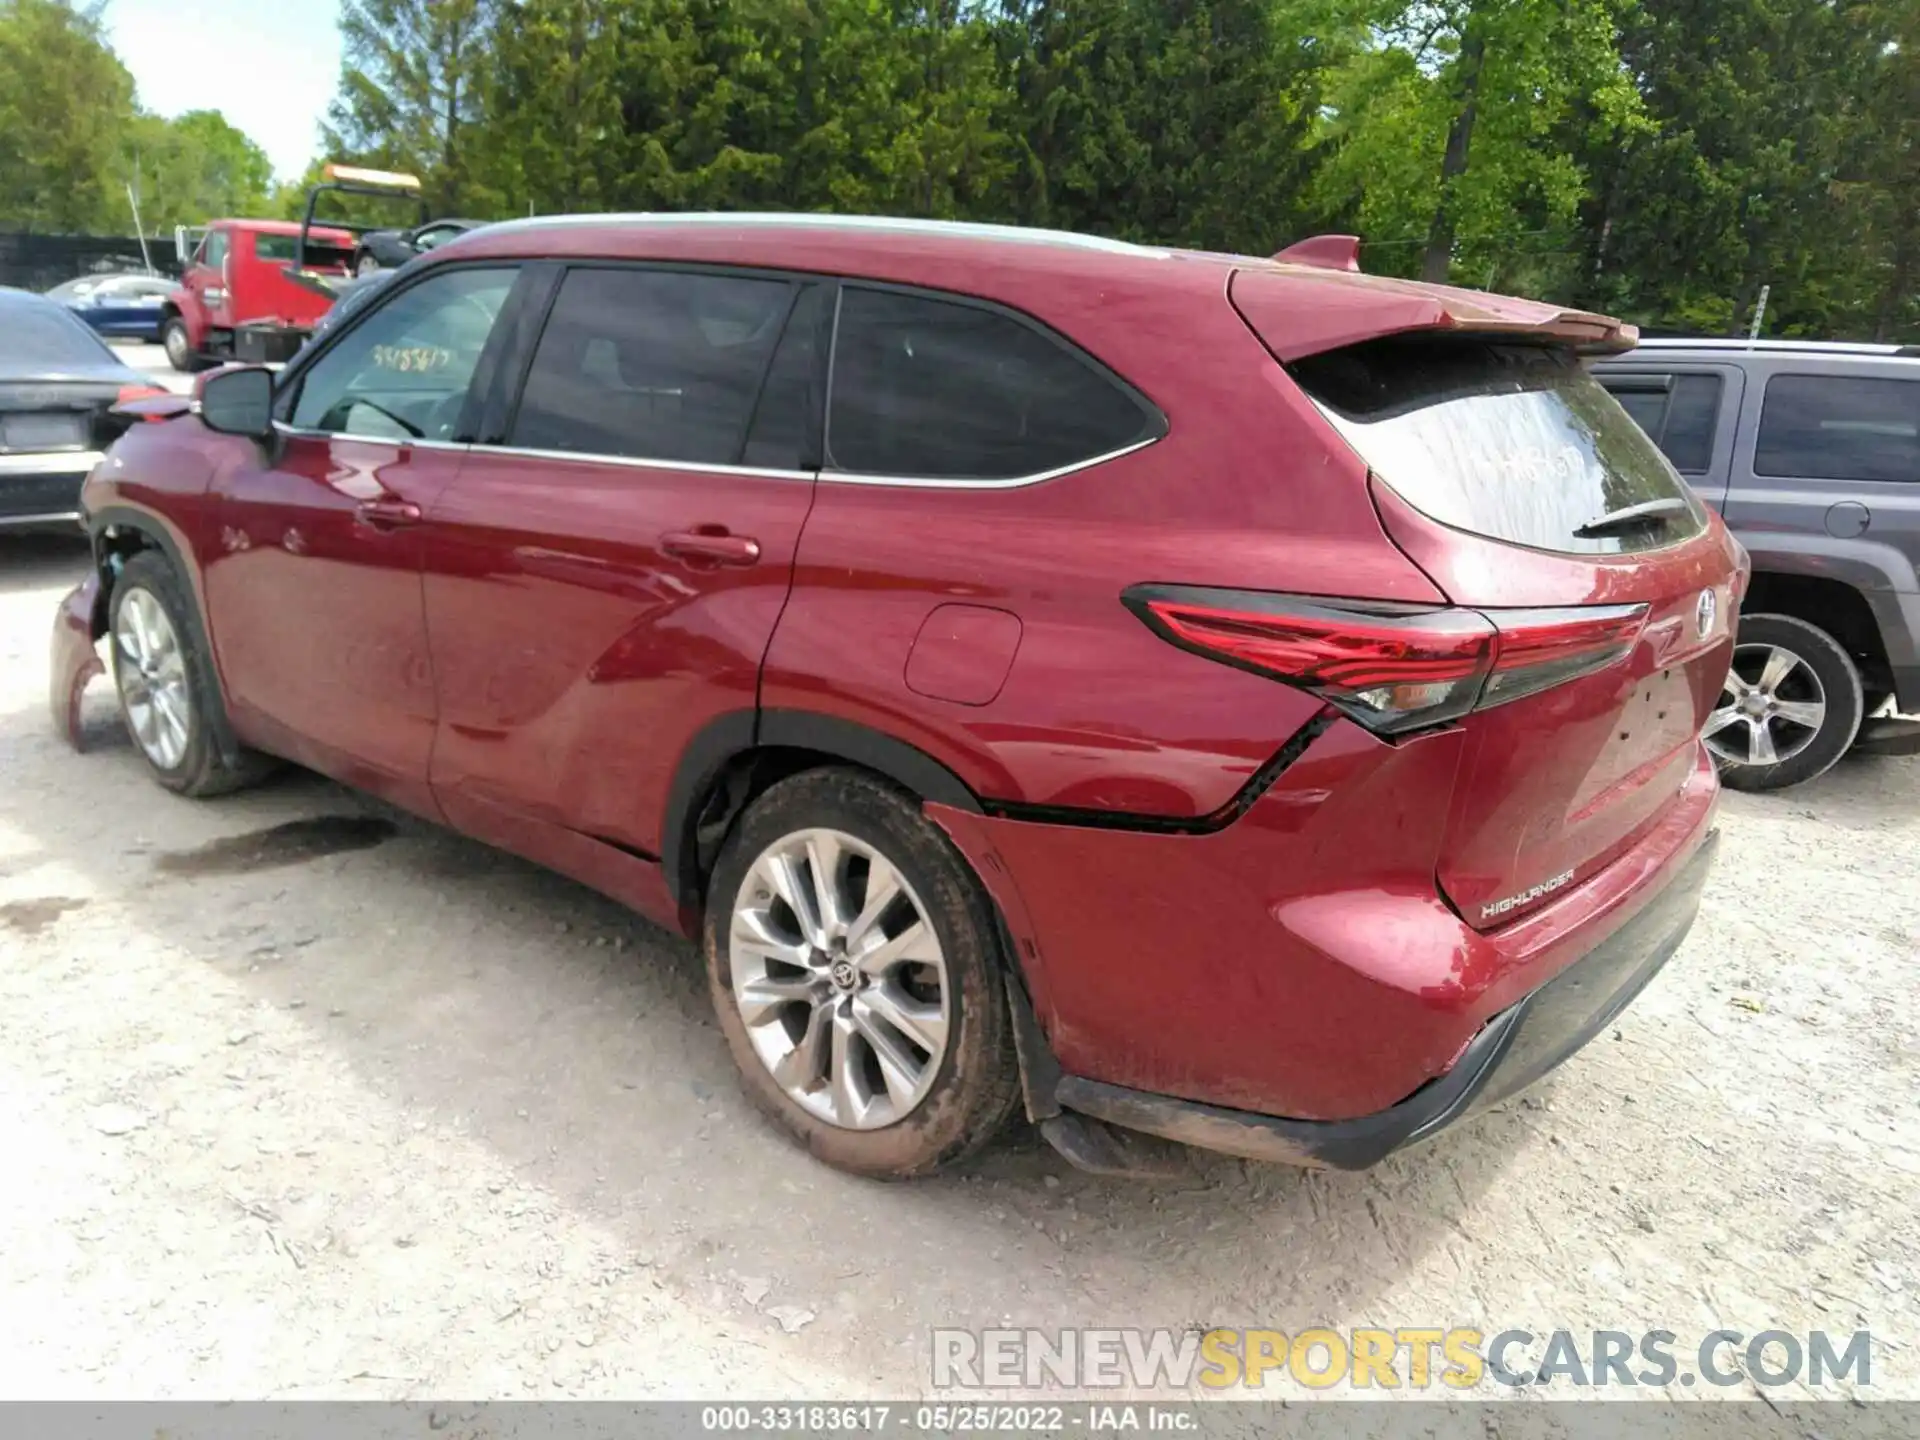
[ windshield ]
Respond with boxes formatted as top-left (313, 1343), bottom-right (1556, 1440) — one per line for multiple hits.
top-left (255, 234), bottom-right (355, 268)
top-left (0, 302), bottom-right (116, 368)
top-left (1291, 337), bottom-right (1706, 556)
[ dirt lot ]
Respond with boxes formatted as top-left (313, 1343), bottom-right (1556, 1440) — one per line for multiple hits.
top-left (1, 531), bottom-right (1916, 1405)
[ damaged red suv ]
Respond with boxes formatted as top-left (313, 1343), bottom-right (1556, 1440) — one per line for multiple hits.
top-left (51, 216), bottom-right (1742, 1179)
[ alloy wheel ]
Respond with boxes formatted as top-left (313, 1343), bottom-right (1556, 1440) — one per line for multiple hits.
top-left (115, 587), bottom-right (193, 770)
top-left (1704, 642), bottom-right (1827, 768)
top-left (727, 827), bottom-right (950, 1130)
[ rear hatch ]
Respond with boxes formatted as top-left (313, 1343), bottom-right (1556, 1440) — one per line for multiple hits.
top-left (1286, 331), bottom-right (1738, 929)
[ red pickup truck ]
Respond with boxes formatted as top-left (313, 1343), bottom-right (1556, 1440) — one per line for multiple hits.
top-left (159, 166), bottom-right (426, 372)
top-left (159, 219), bottom-right (356, 372)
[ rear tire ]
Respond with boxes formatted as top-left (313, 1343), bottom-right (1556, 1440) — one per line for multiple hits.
top-left (702, 767), bottom-right (1020, 1179)
top-left (1708, 613), bottom-right (1863, 792)
top-left (355, 252), bottom-right (382, 277)
top-left (109, 552), bottom-right (275, 797)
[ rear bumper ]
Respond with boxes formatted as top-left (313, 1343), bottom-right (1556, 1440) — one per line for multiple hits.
top-left (1053, 827), bottom-right (1717, 1168)
top-left (0, 450), bottom-right (102, 527)
top-left (933, 719), bottom-right (1722, 1132)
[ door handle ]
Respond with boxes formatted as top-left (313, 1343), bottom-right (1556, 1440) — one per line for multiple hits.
top-left (661, 529), bottom-right (761, 566)
top-left (356, 498), bottom-right (422, 529)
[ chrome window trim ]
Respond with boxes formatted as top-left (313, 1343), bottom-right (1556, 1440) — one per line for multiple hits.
top-left (443, 434), bottom-right (1160, 489)
top-left (271, 420), bottom-right (470, 453)
top-left (460, 441), bottom-right (815, 483)
top-left (0, 450), bottom-right (104, 474)
top-left (816, 433), bottom-right (1161, 489)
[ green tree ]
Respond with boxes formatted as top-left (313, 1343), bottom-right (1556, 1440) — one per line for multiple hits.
top-left (1580, 0), bottom-right (1893, 337)
top-left (996, 0), bottom-right (1350, 253)
top-left (0, 0), bottom-right (137, 231)
top-left (127, 110), bottom-right (275, 231)
top-left (1311, 0), bottom-right (1643, 290)
top-left (325, 0), bottom-right (498, 210)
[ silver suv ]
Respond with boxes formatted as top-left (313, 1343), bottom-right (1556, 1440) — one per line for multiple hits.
top-left (1595, 339), bottom-right (1920, 790)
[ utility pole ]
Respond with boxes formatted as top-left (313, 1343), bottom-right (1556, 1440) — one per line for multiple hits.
top-left (1747, 283), bottom-right (1771, 344)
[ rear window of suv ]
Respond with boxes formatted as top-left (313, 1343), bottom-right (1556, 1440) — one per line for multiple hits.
top-left (1755, 374), bottom-right (1919, 483)
top-left (1291, 337), bottom-right (1706, 555)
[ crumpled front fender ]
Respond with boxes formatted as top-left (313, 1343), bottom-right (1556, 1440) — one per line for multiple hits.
top-left (49, 573), bottom-right (106, 750)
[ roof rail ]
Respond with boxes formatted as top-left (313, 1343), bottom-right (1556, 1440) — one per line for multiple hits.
top-left (1272, 235), bottom-right (1361, 273)
top-left (1633, 336), bottom-right (1914, 357)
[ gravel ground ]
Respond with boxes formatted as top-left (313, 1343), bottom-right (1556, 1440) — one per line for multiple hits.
top-left (0, 531), bottom-right (1916, 1408)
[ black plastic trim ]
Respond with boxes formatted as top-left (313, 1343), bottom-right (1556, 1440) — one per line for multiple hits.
top-left (88, 504), bottom-right (244, 766)
top-left (660, 711), bottom-right (761, 906)
top-left (757, 710), bottom-right (983, 813)
top-left (477, 261), bottom-right (563, 446)
top-left (981, 708), bottom-right (1338, 836)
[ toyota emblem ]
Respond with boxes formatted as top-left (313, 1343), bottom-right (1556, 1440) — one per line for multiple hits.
top-left (1695, 588), bottom-right (1718, 640)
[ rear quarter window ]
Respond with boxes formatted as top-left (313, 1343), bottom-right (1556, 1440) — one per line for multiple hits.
top-left (826, 286), bottom-right (1161, 481)
top-left (1755, 374), bottom-right (1920, 483)
top-left (1292, 337), bottom-right (1707, 556)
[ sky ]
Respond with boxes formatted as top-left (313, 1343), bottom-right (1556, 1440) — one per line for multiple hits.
top-left (103, 0), bottom-right (344, 182)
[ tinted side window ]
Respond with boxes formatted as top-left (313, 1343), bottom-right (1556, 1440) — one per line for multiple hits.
top-left (1611, 386), bottom-right (1670, 439)
top-left (510, 268), bottom-right (793, 464)
top-left (1660, 374), bottom-right (1722, 473)
top-left (827, 287), bottom-right (1156, 480)
top-left (1600, 372), bottom-right (1721, 474)
top-left (290, 266), bottom-right (516, 440)
top-left (1755, 374), bottom-right (1920, 483)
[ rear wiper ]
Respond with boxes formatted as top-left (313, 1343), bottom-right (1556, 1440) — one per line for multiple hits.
top-left (1572, 497), bottom-right (1691, 538)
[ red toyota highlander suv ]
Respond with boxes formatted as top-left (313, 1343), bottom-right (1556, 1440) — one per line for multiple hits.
top-left (50, 215), bottom-right (1742, 1180)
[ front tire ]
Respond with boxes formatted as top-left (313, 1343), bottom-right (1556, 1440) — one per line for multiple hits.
top-left (160, 316), bottom-right (203, 373)
top-left (109, 552), bottom-right (274, 797)
top-left (1706, 613), bottom-right (1863, 791)
top-left (703, 768), bottom-right (1020, 1179)
top-left (355, 252), bottom-right (382, 277)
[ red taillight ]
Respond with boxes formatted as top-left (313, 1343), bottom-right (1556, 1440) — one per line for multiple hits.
top-left (1126, 586), bottom-right (1646, 736)
top-left (1478, 605), bottom-right (1648, 710)
top-left (112, 384), bottom-right (171, 424)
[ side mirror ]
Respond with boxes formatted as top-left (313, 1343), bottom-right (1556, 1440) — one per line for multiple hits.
top-left (196, 366), bottom-right (274, 440)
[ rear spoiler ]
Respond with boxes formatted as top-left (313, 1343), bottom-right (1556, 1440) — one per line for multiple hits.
top-left (1240, 238), bottom-right (1637, 360)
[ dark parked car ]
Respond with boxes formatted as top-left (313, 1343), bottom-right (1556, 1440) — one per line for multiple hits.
top-left (352, 217), bottom-right (483, 275)
top-left (48, 272), bottom-right (175, 341)
top-left (50, 216), bottom-right (1739, 1179)
top-left (0, 287), bottom-right (161, 530)
top-left (1596, 339), bottom-right (1920, 789)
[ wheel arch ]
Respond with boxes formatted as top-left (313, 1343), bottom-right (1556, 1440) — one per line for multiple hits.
top-left (661, 709), bottom-right (983, 913)
top-left (88, 505), bottom-right (245, 765)
top-left (1741, 571), bottom-right (1894, 691)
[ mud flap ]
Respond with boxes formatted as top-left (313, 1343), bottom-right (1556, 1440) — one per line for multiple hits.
top-left (1003, 972), bottom-right (1195, 1180)
top-left (1038, 1111), bottom-right (1195, 1180)
top-left (49, 574), bottom-right (105, 751)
